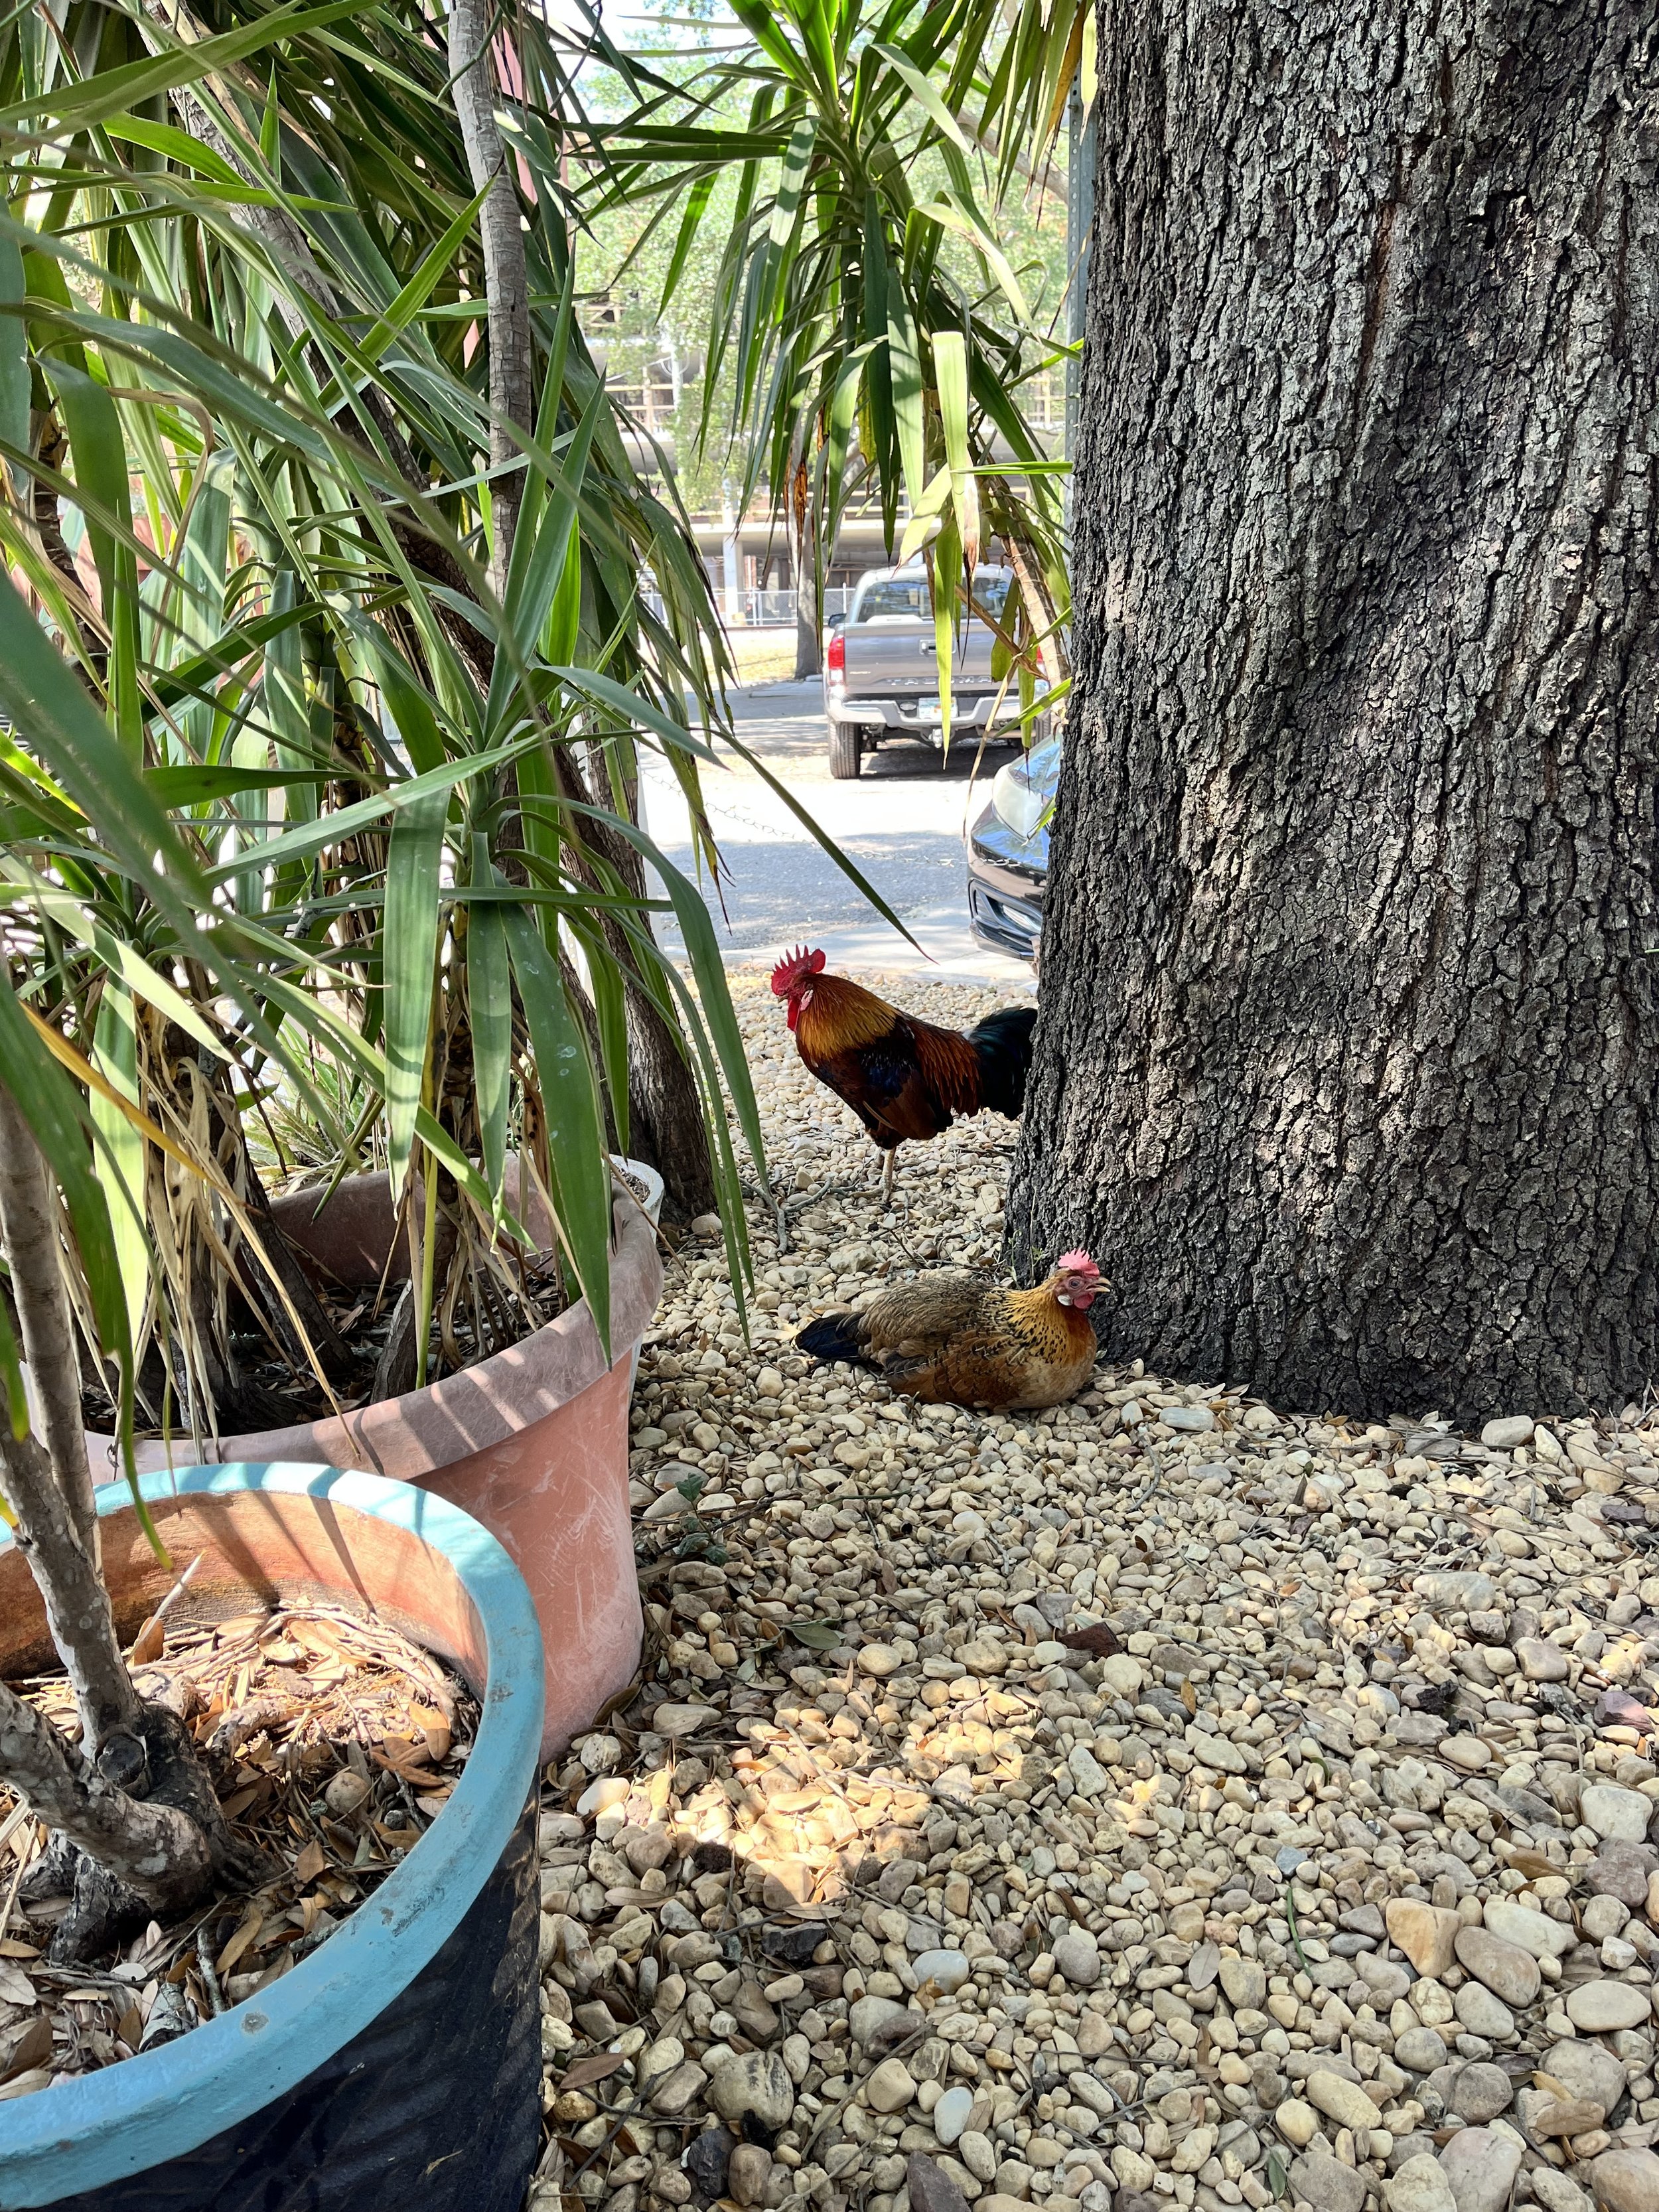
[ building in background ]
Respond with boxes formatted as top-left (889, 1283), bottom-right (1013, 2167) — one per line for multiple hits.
top-left (587, 307), bottom-right (1065, 630)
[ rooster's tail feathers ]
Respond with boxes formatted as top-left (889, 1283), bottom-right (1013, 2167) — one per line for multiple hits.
top-left (964, 1004), bottom-right (1038, 1118)
top-left (796, 1311), bottom-right (867, 1365)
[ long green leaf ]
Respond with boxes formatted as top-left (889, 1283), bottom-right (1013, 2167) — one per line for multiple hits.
top-left (503, 908), bottom-right (611, 1358)
top-left (0, 569), bottom-right (205, 898)
top-left (0, 0), bottom-right (373, 129)
top-left (469, 855), bottom-right (511, 1201)
top-left (0, 233), bottom-right (29, 463)
top-left (90, 984), bottom-right (149, 1346)
top-left (886, 296), bottom-right (926, 510)
top-left (382, 787), bottom-right (447, 1198)
top-left (200, 732), bottom-right (538, 881)
top-left (486, 378), bottom-right (607, 739)
top-left (355, 183), bottom-right (491, 369)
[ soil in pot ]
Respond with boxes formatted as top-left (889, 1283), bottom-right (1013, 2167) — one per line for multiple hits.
top-left (0, 1592), bottom-right (476, 2099)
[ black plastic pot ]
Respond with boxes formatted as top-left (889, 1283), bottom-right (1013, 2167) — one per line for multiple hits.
top-left (0, 1463), bottom-right (544, 2211)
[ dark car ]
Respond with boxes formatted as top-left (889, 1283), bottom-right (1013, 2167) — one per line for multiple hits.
top-left (966, 735), bottom-right (1059, 961)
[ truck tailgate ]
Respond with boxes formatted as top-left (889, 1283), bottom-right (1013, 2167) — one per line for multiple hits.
top-left (843, 623), bottom-right (997, 697)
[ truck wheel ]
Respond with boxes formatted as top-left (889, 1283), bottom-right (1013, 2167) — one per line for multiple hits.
top-left (828, 719), bottom-right (862, 779)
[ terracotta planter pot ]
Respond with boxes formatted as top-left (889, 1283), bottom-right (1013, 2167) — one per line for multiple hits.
top-left (0, 1463), bottom-right (542, 2211)
top-left (88, 1162), bottom-right (664, 1761)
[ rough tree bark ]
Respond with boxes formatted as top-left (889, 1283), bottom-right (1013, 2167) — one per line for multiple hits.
top-left (1010, 0), bottom-right (1659, 1424)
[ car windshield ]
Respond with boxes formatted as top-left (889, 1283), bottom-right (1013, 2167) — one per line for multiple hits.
top-left (853, 571), bottom-right (1012, 623)
top-left (856, 578), bottom-right (930, 621)
top-left (1020, 736), bottom-right (1062, 794)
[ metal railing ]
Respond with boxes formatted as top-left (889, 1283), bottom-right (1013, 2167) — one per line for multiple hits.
top-left (737, 587), bottom-right (857, 625)
top-left (640, 585), bottom-right (857, 628)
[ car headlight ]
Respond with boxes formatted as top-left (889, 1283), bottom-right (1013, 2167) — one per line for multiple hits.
top-left (990, 757), bottom-right (1054, 842)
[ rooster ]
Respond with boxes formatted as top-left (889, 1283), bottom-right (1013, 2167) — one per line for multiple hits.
top-left (770, 947), bottom-right (1037, 1198)
top-left (796, 1250), bottom-right (1104, 1410)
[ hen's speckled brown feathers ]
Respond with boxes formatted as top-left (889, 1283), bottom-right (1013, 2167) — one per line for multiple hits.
top-left (797, 1267), bottom-right (1100, 1410)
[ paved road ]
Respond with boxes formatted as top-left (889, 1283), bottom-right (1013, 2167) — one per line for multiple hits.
top-left (638, 678), bottom-right (1036, 990)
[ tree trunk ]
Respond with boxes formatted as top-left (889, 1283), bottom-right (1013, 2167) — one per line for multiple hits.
top-left (624, 997), bottom-right (719, 1222)
top-left (789, 461), bottom-right (822, 682)
top-left (1009, 0), bottom-right (1659, 1426)
top-left (0, 1680), bottom-right (211, 1921)
top-left (567, 744), bottom-right (719, 1220)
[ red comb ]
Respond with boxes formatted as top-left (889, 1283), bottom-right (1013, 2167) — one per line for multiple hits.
top-left (770, 944), bottom-right (826, 995)
top-left (1059, 1248), bottom-right (1098, 1274)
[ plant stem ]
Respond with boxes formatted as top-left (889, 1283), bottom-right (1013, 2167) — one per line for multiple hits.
top-left (0, 1422), bottom-right (142, 1757)
top-left (0, 1089), bottom-right (98, 1564)
top-left (447, 0), bottom-right (534, 595)
top-left (0, 1678), bottom-right (209, 1913)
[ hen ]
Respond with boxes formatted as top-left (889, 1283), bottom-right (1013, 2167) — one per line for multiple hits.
top-left (770, 946), bottom-right (1036, 1196)
top-left (796, 1250), bottom-right (1104, 1410)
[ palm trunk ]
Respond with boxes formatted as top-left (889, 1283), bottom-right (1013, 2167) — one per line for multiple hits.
top-left (624, 994), bottom-right (719, 1222)
top-left (447, 0), bottom-right (534, 597)
top-left (0, 1420), bottom-right (139, 1765)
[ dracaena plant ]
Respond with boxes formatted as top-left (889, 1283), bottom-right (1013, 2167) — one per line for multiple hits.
top-left (0, 0), bottom-right (907, 1453)
top-left (589, 0), bottom-right (1086, 725)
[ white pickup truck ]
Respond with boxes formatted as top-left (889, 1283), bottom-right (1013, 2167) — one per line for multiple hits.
top-left (822, 562), bottom-right (1023, 778)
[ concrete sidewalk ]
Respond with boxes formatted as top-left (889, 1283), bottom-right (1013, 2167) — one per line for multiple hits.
top-left (638, 680), bottom-right (1035, 990)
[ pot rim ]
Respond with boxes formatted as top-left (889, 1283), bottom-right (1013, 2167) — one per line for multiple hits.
top-left (94, 1157), bottom-right (666, 1481)
top-left (0, 1461), bottom-right (543, 2205)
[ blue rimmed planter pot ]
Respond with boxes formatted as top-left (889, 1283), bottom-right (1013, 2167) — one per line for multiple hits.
top-left (0, 1463), bottom-right (543, 2212)
top-left (86, 1159), bottom-right (666, 1764)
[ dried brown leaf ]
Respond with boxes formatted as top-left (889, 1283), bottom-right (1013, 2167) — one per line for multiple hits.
top-left (1057, 1623), bottom-right (1121, 1657)
top-left (293, 1839), bottom-right (327, 1885)
top-left (559, 2051), bottom-right (628, 2093)
top-left (214, 1905), bottom-right (265, 1978)
top-left (371, 1748), bottom-right (434, 1785)
top-left (219, 1779), bottom-right (273, 1821)
top-left (3, 2016), bottom-right (51, 2079)
top-left (1508, 1848), bottom-right (1559, 1881)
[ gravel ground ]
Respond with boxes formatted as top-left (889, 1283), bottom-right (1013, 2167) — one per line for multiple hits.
top-left (530, 976), bottom-right (1659, 2212)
